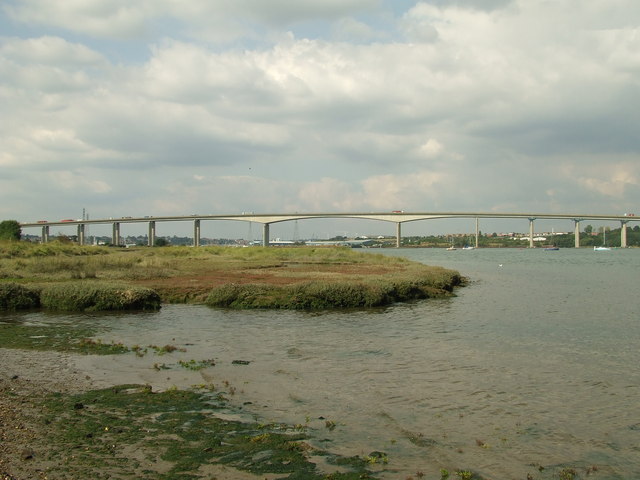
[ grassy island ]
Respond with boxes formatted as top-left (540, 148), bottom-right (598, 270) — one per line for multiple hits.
top-left (0, 241), bottom-right (463, 311)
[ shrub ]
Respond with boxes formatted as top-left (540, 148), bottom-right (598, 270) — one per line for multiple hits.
top-left (40, 282), bottom-right (161, 312)
top-left (0, 282), bottom-right (40, 310)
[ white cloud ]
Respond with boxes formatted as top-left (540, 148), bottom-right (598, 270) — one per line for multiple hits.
top-left (2, 0), bottom-right (640, 233)
top-left (4, 0), bottom-right (154, 39)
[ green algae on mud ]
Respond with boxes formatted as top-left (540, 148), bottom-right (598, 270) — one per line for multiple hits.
top-left (39, 384), bottom-right (377, 479)
top-left (0, 321), bottom-right (130, 354)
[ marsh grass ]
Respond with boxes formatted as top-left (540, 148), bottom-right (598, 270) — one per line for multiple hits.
top-left (0, 282), bottom-right (40, 310)
top-left (1, 242), bottom-right (463, 309)
top-left (205, 270), bottom-right (462, 309)
top-left (39, 282), bottom-right (161, 312)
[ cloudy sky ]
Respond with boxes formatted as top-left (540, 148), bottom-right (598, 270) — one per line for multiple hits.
top-left (1, 0), bottom-right (639, 238)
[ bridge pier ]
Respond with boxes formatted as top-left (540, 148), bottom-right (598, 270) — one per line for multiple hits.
top-left (112, 222), bottom-right (120, 246)
top-left (396, 222), bottom-right (401, 248)
top-left (41, 225), bottom-right (49, 244)
top-left (528, 218), bottom-right (535, 248)
top-left (475, 217), bottom-right (479, 248)
top-left (263, 223), bottom-right (270, 247)
top-left (621, 221), bottom-right (628, 248)
top-left (148, 221), bottom-right (156, 246)
top-left (77, 224), bottom-right (85, 246)
top-left (193, 219), bottom-right (201, 247)
top-left (573, 220), bottom-right (581, 248)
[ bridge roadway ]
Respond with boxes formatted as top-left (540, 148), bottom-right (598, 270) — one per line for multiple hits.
top-left (20, 211), bottom-right (639, 248)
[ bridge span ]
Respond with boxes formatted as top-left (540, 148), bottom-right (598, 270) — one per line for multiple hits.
top-left (20, 211), bottom-right (639, 248)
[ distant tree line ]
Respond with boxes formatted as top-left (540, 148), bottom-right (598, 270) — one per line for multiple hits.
top-left (0, 220), bottom-right (21, 241)
top-left (401, 225), bottom-right (640, 248)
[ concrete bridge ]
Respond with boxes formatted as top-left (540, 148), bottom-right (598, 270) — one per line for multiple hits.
top-left (20, 211), bottom-right (639, 248)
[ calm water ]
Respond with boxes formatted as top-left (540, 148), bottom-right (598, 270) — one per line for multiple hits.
top-left (6, 248), bottom-right (640, 479)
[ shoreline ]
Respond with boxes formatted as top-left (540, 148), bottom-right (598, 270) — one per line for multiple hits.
top-left (0, 348), bottom-right (93, 479)
top-left (0, 348), bottom-right (275, 480)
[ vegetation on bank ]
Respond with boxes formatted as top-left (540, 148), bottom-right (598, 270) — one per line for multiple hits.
top-left (206, 271), bottom-right (461, 309)
top-left (0, 282), bottom-right (39, 310)
top-left (0, 281), bottom-right (160, 312)
top-left (39, 282), bottom-right (161, 312)
top-left (0, 241), bottom-right (463, 310)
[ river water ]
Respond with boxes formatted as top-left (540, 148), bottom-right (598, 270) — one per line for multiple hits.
top-left (8, 248), bottom-right (640, 479)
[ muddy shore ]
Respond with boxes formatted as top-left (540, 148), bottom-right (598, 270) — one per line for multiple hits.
top-left (0, 348), bottom-right (270, 480)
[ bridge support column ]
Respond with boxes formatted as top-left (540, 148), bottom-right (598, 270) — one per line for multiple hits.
top-left (148, 221), bottom-right (156, 246)
top-left (396, 222), bottom-right (402, 248)
top-left (528, 218), bottom-right (535, 248)
top-left (262, 223), bottom-right (270, 247)
top-left (112, 222), bottom-right (120, 246)
top-left (193, 219), bottom-right (200, 247)
top-left (621, 221), bottom-right (628, 248)
top-left (41, 225), bottom-right (49, 244)
top-left (475, 217), bottom-right (479, 248)
top-left (77, 224), bottom-right (85, 246)
top-left (574, 220), bottom-right (581, 248)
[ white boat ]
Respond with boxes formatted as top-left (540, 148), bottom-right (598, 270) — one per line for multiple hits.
top-left (446, 236), bottom-right (456, 250)
top-left (594, 246), bottom-right (611, 251)
top-left (462, 245), bottom-right (475, 250)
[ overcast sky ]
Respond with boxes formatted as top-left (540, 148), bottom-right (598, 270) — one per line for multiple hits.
top-left (1, 0), bottom-right (639, 238)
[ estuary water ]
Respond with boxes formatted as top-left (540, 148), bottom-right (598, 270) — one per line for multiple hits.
top-left (7, 247), bottom-right (640, 479)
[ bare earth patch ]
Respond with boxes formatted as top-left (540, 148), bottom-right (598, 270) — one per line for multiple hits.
top-left (135, 261), bottom-right (404, 302)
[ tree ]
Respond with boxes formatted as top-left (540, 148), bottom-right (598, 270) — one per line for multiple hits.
top-left (154, 238), bottom-right (169, 247)
top-left (0, 220), bottom-right (21, 241)
top-left (584, 224), bottom-right (593, 234)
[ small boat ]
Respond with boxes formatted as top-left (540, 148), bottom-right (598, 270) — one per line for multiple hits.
top-left (462, 245), bottom-right (475, 250)
top-left (594, 230), bottom-right (611, 251)
top-left (446, 236), bottom-right (456, 250)
top-left (543, 246), bottom-right (559, 251)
